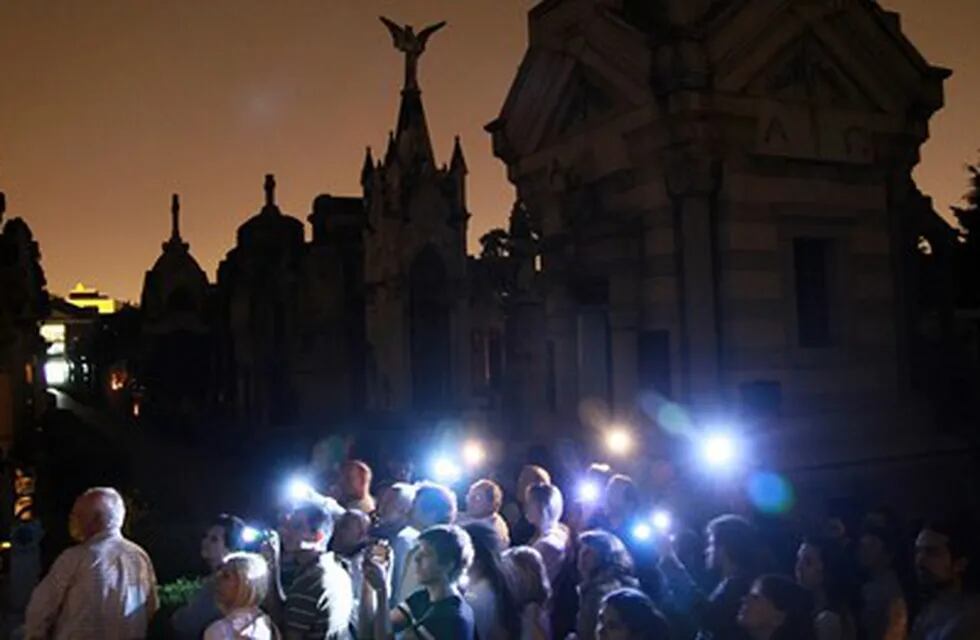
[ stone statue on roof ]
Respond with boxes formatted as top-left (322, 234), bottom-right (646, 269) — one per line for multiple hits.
top-left (379, 17), bottom-right (446, 91)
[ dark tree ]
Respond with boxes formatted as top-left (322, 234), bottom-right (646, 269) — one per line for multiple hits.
top-left (953, 160), bottom-right (980, 307)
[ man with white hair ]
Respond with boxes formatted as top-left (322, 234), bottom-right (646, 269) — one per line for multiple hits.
top-left (25, 487), bottom-right (158, 640)
top-left (371, 482), bottom-right (418, 605)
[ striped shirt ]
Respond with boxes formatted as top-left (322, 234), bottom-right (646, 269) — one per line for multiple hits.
top-left (284, 552), bottom-right (353, 640)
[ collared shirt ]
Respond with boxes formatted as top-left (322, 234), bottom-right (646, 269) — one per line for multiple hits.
top-left (397, 590), bottom-right (475, 640)
top-left (284, 552), bottom-right (353, 639)
top-left (25, 529), bottom-right (159, 640)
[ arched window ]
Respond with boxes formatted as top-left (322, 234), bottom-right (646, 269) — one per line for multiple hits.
top-left (409, 246), bottom-right (451, 410)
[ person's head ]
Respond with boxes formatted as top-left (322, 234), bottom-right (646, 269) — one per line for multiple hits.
top-left (415, 525), bottom-right (473, 587)
top-left (466, 479), bottom-right (503, 520)
top-left (578, 530), bottom-right (635, 581)
top-left (410, 482), bottom-right (457, 530)
top-left (331, 509), bottom-right (371, 557)
top-left (201, 514), bottom-right (246, 572)
top-left (603, 475), bottom-right (638, 520)
top-left (738, 575), bottom-right (814, 640)
top-left (857, 524), bottom-right (901, 575)
top-left (463, 520), bottom-right (504, 580)
top-left (376, 482), bottom-right (416, 528)
top-left (214, 552), bottom-right (269, 614)
top-left (915, 517), bottom-right (975, 597)
top-left (795, 537), bottom-right (854, 610)
top-left (706, 514), bottom-right (758, 576)
top-left (525, 482), bottom-right (563, 531)
top-left (504, 545), bottom-right (551, 606)
top-left (517, 465), bottom-right (551, 505)
top-left (68, 487), bottom-right (126, 542)
top-left (280, 502), bottom-right (333, 558)
top-left (340, 459), bottom-right (372, 500)
top-left (596, 587), bottom-right (670, 640)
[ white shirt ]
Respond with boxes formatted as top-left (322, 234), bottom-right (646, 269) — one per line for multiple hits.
top-left (25, 529), bottom-right (159, 640)
top-left (531, 524), bottom-right (570, 584)
top-left (465, 577), bottom-right (507, 640)
top-left (204, 607), bottom-right (275, 640)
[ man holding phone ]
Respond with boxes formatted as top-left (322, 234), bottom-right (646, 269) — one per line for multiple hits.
top-left (263, 502), bottom-right (354, 640)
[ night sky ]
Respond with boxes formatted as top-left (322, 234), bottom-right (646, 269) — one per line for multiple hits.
top-left (0, 0), bottom-right (976, 302)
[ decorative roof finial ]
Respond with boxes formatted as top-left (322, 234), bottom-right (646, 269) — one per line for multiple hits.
top-left (264, 174), bottom-right (276, 207)
top-left (170, 193), bottom-right (181, 240)
top-left (379, 17), bottom-right (446, 91)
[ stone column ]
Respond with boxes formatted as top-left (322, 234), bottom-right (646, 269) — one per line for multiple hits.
top-left (666, 153), bottom-right (722, 415)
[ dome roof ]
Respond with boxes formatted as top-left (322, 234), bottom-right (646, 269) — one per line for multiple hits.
top-left (235, 174), bottom-right (304, 251)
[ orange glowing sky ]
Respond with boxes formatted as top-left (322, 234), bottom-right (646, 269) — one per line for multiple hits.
top-left (0, 0), bottom-right (977, 302)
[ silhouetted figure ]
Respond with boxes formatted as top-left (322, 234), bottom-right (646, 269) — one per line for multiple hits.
top-left (379, 17), bottom-right (447, 90)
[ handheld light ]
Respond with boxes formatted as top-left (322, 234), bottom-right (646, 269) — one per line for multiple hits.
top-left (241, 526), bottom-right (261, 544)
top-left (605, 428), bottom-right (633, 456)
top-left (287, 477), bottom-right (315, 503)
top-left (577, 479), bottom-right (601, 504)
top-left (652, 509), bottom-right (672, 534)
top-left (699, 432), bottom-right (739, 470)
top-left (431, 456), bottom-right (462, 483)
top-left (632, 522), bottom-right (653, 542)
top-left (462, 440), bottom-right (487, 468)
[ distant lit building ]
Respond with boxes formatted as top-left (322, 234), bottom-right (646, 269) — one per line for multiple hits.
top-left (65, 283), bottom-right (118, 315)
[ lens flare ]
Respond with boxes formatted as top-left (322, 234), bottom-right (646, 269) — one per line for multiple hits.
top-left (287, 478), bottom-right (314, 502)
top-left (747, 471), bottom-right (795, 514)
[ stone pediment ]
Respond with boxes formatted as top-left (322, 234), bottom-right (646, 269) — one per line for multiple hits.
top-left (711, 0), bottom-right (946, 117)
top-left (745, 31), bottom-right (877, 111)
top-left (489, 7), bottom-right (650, 159)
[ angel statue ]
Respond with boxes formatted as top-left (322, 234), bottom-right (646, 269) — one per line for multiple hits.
top-left (379, 17), bottom-right (447, 91)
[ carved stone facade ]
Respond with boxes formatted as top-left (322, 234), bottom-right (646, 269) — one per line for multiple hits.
top-left (140, 19), bottom-right (499, 432)
top-left (487, 0), bottom-right (951, 466)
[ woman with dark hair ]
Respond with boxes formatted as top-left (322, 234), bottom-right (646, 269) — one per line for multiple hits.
top-left (738, 575), bottom-right (816, 640)
top-left (575, 530), bottom-right (640, 640)
top-left (462, 521), bottom-right (519, 640)
top-left (796, 537), bottom-right (858, 640)
top-left (596, 587), bottom-right (671, 640)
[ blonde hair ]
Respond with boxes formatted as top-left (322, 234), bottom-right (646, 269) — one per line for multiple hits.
top-left (216, 552), bottom-right (269, 613)
top-left (504, 545), bottom-right (551, 606)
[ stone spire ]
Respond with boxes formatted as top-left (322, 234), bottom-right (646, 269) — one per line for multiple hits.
top-left (163, 193), bottom-right (189, 252)
top-left (361, 146), bottom-right (375, 187)
top-left (379, 17), bottom-right (446, 171)
top-left (449, 135), bottom-right (467, 175)
top-left (170, 194), bottom-right (181, 240)
top-left (0, 191), bottom-right (5, 226)
top-left (264, 174), bottom-right (276, 208)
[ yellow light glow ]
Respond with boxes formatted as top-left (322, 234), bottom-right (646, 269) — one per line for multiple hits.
top-left (605, 428), bottom-right (633, 456)
top-left (462, 440), bottom-right (486, 467)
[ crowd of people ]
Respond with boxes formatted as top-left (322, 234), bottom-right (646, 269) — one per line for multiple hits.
top-left (16, 456), bottom-right (980, 640)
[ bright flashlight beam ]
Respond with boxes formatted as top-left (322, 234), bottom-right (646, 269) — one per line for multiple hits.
top-left (632, 523), bottom-right (653, 542)
top-left (701, 433), bottom-right (738, 468)
top-left (605, 428), bottom-right (633, 456)
top-left (241, 526), bottom-right (260, 544)
top-left (287, 478), bottom-right (315, 502)
top-left (431, 457), bottom-right (462, 483)
top-left (578, 480), bottom-right (601, 504)
top-left (652, 510), bottom-right (672, 533)
top-left (462, 441), bottom-right (486, 467)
